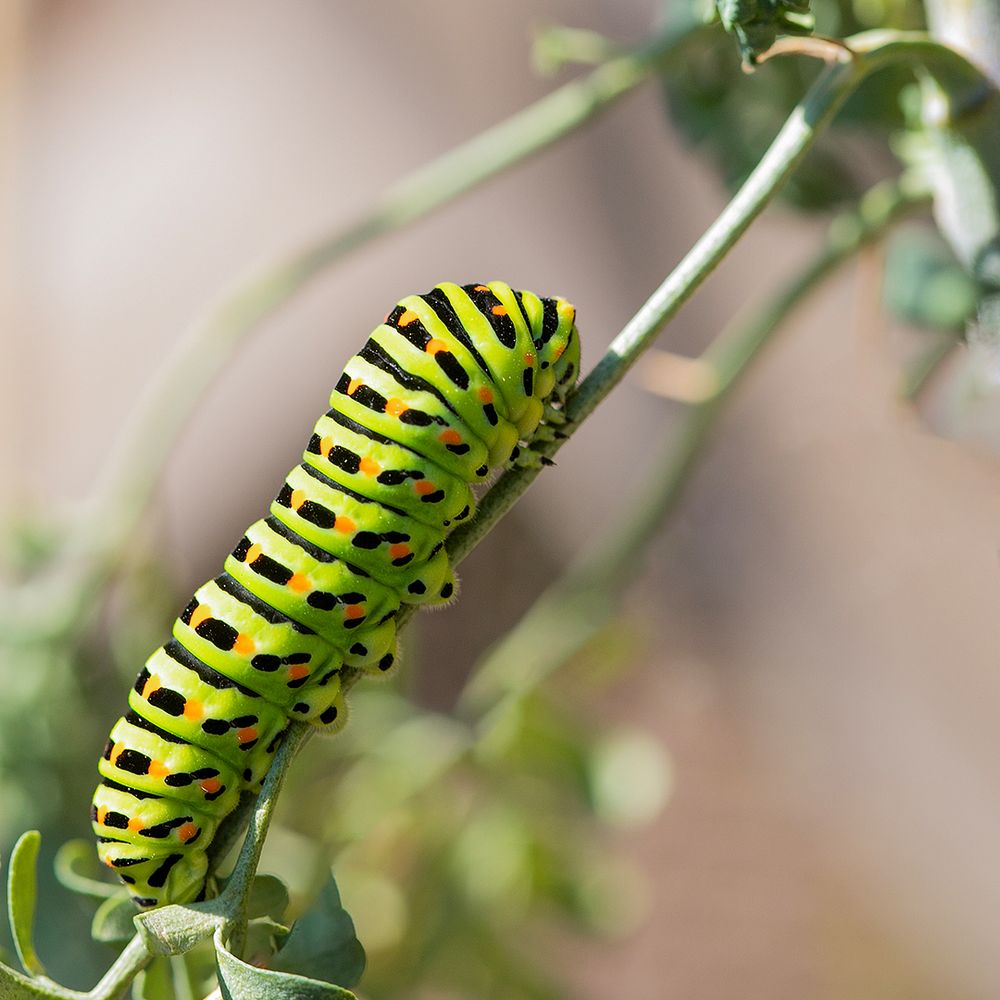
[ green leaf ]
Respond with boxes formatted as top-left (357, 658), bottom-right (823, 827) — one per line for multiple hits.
top-left (883, 225), bottom-right (979, 332)
top-left (270, 875), bottom-right (365, 989)
top-left (6, 831), bottom-right (45, 978)
top-left (215, 929), bottom-right (357, 1000)
top-left (53, 839), bottom-right (121, 901)
top-left (132, 957), bottom-right (174, 1000)
top-left (92, 893), bottom-right (139, 944)
top-left (135, 903), bottom-right (222, 956)
top-left (243, 916), bottom-right (291, 967)
top-left (247, 875), bottom-right (290, 922)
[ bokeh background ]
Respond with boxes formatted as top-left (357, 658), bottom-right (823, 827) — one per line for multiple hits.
top-left (3, 1), bottom-right (1000, 998)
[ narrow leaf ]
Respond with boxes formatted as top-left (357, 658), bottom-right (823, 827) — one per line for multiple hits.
top-left (215, 929), bottom-right (356, 1000)
top-left (133, 957), bottom-right (173, 1000)
top-left (271, 875), bottom-right (365, 989)
top-left (92, 893), bottom-right (139, 944)
top-left (6, 832), bottom-right (45, 977)
top-left (53, 839), bottom-right (121, 900)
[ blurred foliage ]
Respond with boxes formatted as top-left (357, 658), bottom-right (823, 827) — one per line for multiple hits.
top-left (660, 0), bottom-right (926, 210)
top-left (883, 223), bottom-right (979, 332)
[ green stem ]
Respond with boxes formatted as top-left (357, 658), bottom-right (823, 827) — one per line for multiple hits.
top-left (461, 175), bottom-right (930, 715)
top-left (199, 26), bottom-right (976, 966)
top-left (442, 30), bottom-right (984, 569)
top-left (213, 721), bottom-right (312, 957)
top-left (29, 27), bottom-right (682, 630)
top-left (87, 935), bottom-right (151, 1000)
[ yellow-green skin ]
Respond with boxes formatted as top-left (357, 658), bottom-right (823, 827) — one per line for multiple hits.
top-left (92, 282), bottom-right (580, 908)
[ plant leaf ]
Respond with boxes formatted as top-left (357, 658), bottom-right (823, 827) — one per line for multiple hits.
top-left (53, 839), bottom-right (121, 901)
top-left (247, 875), bottom-right (290, 922)
top-left (135, 903), bottom-right (223, 956)
top-left (92, 893), bottom-right (140, 944)
top-left (215, 928), bottom-right (357, 1000)
top-left (6, 832), bottom-right (45, 978)
top-left (270, 875), bottom-right (365, 989)
top-left (132, 956), bottom-right (173, 1000)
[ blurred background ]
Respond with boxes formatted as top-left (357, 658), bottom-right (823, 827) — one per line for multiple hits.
top-left (3, 0), bottom-right (1000, 998)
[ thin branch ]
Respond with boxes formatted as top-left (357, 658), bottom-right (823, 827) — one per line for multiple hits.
top-left (461, 175), bottom-right (931, 716)
top-left (5, 25), bottom-right (683, 645)
top-left (444, 31), bottom-right (976, 568)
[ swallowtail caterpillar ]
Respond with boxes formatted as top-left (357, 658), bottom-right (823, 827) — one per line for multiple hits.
top-left (92, 281), bottom-right (580, 908)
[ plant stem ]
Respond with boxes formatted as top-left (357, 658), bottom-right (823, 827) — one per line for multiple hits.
top-left (87, 935), bottom-right (151, 1000)
top-left (442, 30), bottom-right (984, 569)
top-left (215, 721), bottom-right (312, 958)
top-left (461, 176), bottom-right (930, 715)
top-left (16, 26), bottom-right (682, 637)
top-left (202, 26), bottom-right (977, 953)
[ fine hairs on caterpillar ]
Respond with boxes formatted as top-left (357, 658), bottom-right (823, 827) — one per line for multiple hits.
top-left (92, 281), bottom-right (580, 908)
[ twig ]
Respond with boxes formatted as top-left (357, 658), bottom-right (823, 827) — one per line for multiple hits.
top-left (3, 25), bottom-right (683, 646)
top-left (460, 175), bottom-right (931, 716)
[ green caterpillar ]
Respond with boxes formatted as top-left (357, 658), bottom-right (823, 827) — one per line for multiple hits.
top-left (92, 281), bottom-right (580, 908)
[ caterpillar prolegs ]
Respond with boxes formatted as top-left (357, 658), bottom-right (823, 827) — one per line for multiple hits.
top-left (92, 281), bottom-right (580, 908)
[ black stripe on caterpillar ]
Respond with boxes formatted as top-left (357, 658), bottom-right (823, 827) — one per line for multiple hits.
top-left (92, 281), bottom-right (580, 908)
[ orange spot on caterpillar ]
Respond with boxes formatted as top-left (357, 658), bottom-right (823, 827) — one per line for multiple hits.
top-left (478, 387), bottom-right (493, 403)
top-left (414, 481), bottom-right (436, 496)
top-left (491, 305), bottom-right (508, 317)
top-left (287, 573), bottom-right (310, 593)
top-left (474, 284), bottom-right (489, 292)
top-left (127, 817), bottom-right (143, 833)
top-left (524, 352), bottom-right (536, 366)
top-left (200, 777), bottom-right (221, 795)
top-left (177, 822), bottom-right (198, 843)
top-left (389, 543), bottom-right (410, 559)
top-left (385, 398), bottom-right (408, 417)
top-left (96, 807), bottom-right (108, 826)
top-left (110, 742), bottom-right (125, 766)
top-left (334, 515), bottom-right (356, 534)
top-left (148, 760), bottom-right (170, 780)
top-left (233, 633), bottom-right (255, 656)
top-left (245, 543), bottom-right (263, 563)
top-left (347, 377), bottom-right (363, 395)
top-left (320, 436), bottom-right (333, 458)
top-left (344, 604), bottom-right (365, 620)
top-left (183, 699), bottom-right (204, 721)
top-left (237, 727), bottom-right (259, 745)
top-left (398, 309), bottom-right (418, 326)
top-left (189, 605), bottom-right (212, 629)
top-left (426, 339), bottom-right (448, 354)
top-left (290, 489), bottom-right (306, 510)
top-left (104, 856), bottom-right (115, 868)
top-left (553, 345), bottom-right (565, 358)
top-left (141, 674), bottom-right (161, 700)
top-left (439, 429), bottom-right (462, 446)
top-left (288, 664), bottom-right (310, 681)
top-left (359, 457), bottom-right (380, 476)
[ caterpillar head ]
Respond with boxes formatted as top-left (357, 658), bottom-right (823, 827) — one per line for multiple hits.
top-left (535, 295), bottom-right (580, 405)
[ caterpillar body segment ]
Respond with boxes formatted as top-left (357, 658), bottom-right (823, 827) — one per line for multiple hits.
top-left (92, 281), bottom-right (580, 907)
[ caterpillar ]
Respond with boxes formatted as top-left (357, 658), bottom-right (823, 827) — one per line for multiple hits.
top-left (91, 281), bottom-right (580, 908)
